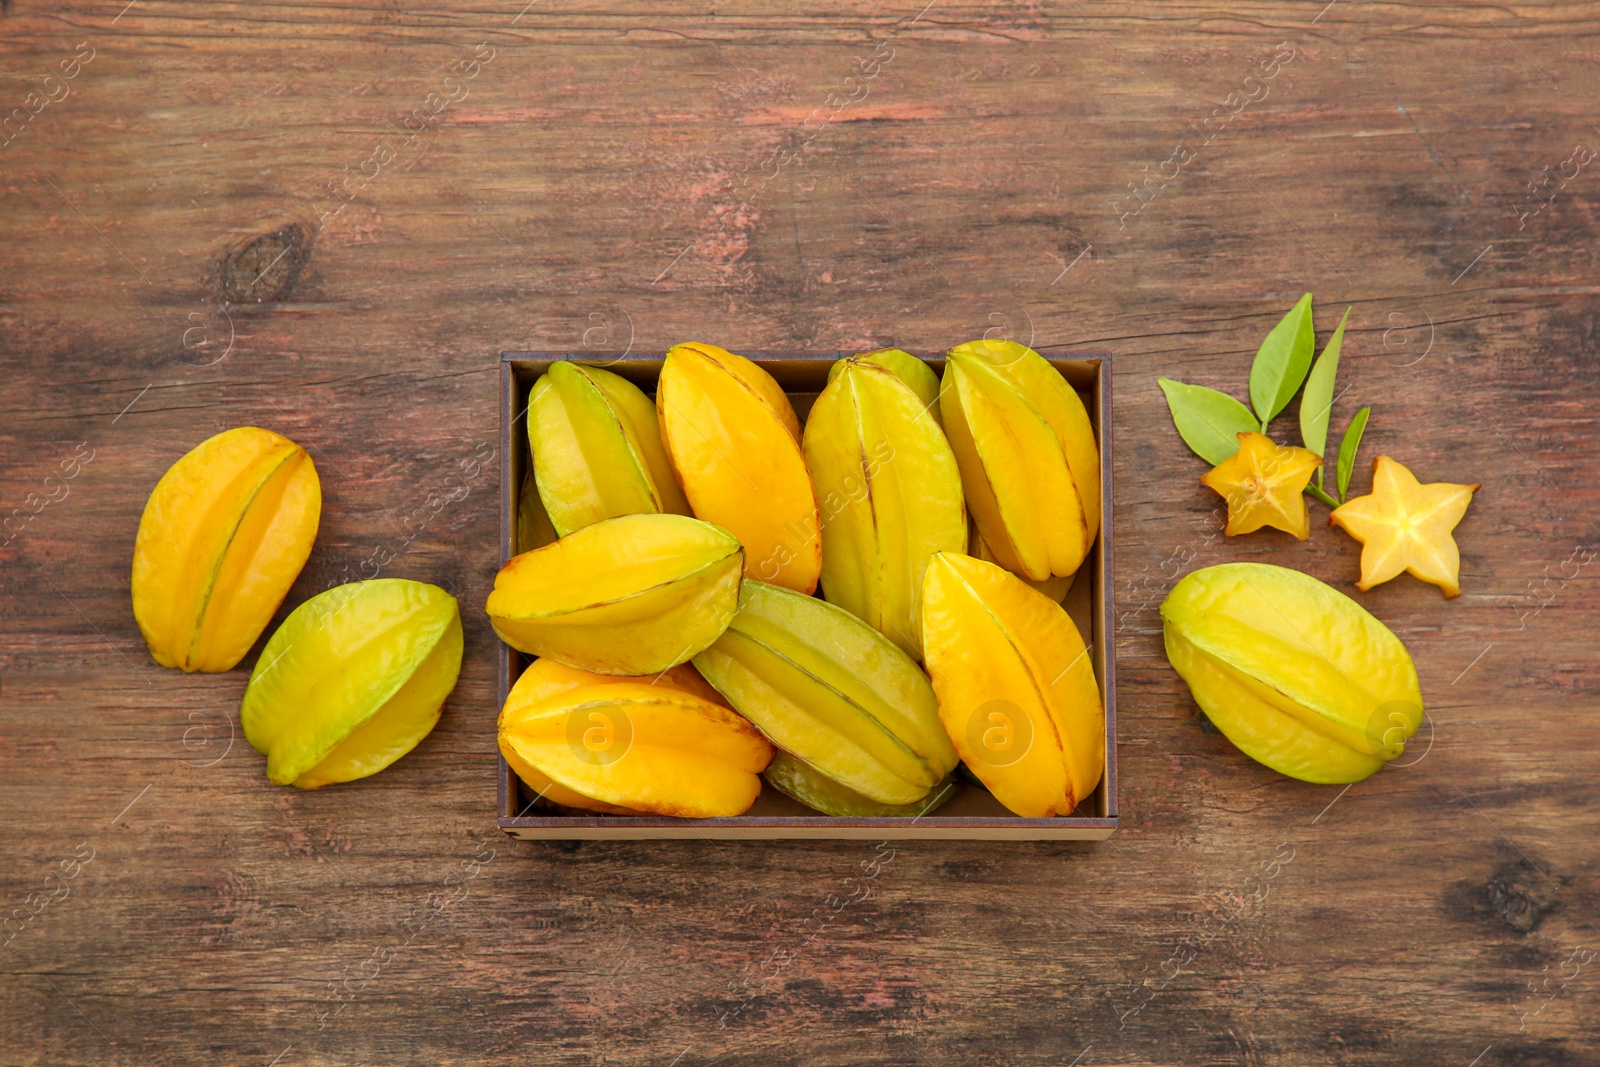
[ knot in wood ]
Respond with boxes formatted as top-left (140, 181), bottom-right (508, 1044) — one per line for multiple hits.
top-left (1485, 860), bottom-right (1556, 933)
top-left (222, 224), bottom-right (307, 304)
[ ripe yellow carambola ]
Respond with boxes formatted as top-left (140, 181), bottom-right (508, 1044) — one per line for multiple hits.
top-left (527, 361), bottom-right (690, 537)
top-left (486, 512), bottom-right (742, 675)
top-left (802, 356), bottom-right (966, 659)
top-left (920, 551), bottom-right (1104, 818)
top-left (499, 681), bottom-right (774, 818)
top-left (132, 426), bottom-right (321, 672)
top-left (240, 579), bottom-right (463, 788)
top-left (694, 579), bottom-right (958, 806)
top-left (939, 340), bottom-right (1100, 582)
top-left (1161, 562), bottom-right (1423, 783)
top-left (656, 342), bottom-right (822, 594)
top-left (499, 658), bottom-right (730, 814)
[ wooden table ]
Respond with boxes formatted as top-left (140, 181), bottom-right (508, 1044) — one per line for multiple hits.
top-left (3, 2), bottom-right (1597, 1063)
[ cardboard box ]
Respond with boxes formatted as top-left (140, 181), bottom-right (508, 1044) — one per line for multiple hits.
top-left (496, 352), bottom-right (1116, 839)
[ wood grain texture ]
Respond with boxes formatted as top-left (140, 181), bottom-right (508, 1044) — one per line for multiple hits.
top-left (2, 1), bottom-right (1598, 1063)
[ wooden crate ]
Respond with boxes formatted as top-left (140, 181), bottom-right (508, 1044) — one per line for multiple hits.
top-left (495, 351), bottom-right (1116, 839)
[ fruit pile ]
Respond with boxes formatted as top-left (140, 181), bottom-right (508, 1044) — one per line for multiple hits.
top-left (492, 341), bottom-right (1107, 820)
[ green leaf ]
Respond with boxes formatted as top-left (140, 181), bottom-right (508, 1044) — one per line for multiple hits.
top-left (1299, 305), bottom-right (1351, 487)
top-left (1158, 377), bottom-right (1261, 466)
top-left (1335, 406), bottom-right (1371, 501)
top-left (1249, 293), bottom-right (1316, 428)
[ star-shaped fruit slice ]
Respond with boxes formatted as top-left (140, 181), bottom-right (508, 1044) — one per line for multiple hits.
top-left (1329, 454), bottom-right (1479, 598)
top-left (1200, 432), bottom-right (1323, 540)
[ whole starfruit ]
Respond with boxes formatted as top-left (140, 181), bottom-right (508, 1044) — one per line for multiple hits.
top-left (499, 658), bottom-right (736, 814)
top-left (940, 340), bottom-right (1100, 582)
top-left (131, 426), bottom-right (321, 672)
top-left (764, 751), bottom-right (956, 818)
top-left (693, 579), bottom-right (958, 806)
top-left (499, 681), bottom-right (774, 818)
top-left (802, 356), bottom-right (966, 659)
top-left (241, 579), bottom-right (463, 788)
top-left (1161, 562), bottom-right (1423, 784)
top-left (656, 342), bottom-right (822, 594)
top-left (486, 512), bottom-right (742, 675)
top-left (921, 551), bottom-right (1105, 818)
top-left (527, 361), bottom-right (690, 537)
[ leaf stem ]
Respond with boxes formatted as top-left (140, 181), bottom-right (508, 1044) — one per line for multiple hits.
top-left (1305, 482), bottom-right (1340, 508)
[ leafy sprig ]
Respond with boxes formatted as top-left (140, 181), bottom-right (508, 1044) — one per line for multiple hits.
top-left (1159, 294), bottom-right (1370, 504)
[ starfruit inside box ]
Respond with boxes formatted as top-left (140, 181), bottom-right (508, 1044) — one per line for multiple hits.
top-left (492, 342), bottom-right (1117, 840)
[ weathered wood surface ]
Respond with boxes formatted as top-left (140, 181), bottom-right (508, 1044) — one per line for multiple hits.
top-left (3, 1), bottom-right (1598, 1063)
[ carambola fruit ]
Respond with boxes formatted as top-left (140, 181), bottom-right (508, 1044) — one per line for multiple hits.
top-left (486, 512), bottom-right (742, 675)
top-left (656, 342), bottom-right (822, 594)
top-left (241, 579), bottom-right (462, 788)
top-left (940, 340), bottom-right (1100, 582)
top-left (1329, 455), bottom-right (1479, 598)
top-left (764, 751), bottom-right (956, 817)
top-left (1161, 562), bottom-right (1423, 783)
top-left (921, 551), bottom-right (1104, 818)
top-left (132, 426), bottom-right (321, 672)
top-left (693, 579), bottom-right (958, 805)
top-left (499, 681), bottom-right (774, 818)
top-left (527, 361), bottom-right (690, 537)
top-left (499, 657), bottom-right (735, 814)
top-left (1200, 431), bottom-right (1322, 540)
top-left (802, 357), bottom-right (966, 659)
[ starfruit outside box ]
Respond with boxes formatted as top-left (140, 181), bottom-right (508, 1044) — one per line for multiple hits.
top-left (495, 352), bottom-right (1117, 840)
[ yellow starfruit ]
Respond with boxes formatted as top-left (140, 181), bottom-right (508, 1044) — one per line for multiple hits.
top-left (656, 342), bottom-right (821, 594)
top-left (499, 658), bottom-right (729, 814)
top-left (526, 361), bottom-right (691, 537)
top-left (132, 426), bottom-right (320, 672)
top-left (241, 579), bottom-right (463, 788)
top-left (486, 512), bottom-right (742, 675)
top-left (1200, 431), bottom-right (1321, 540)
top-left (1329, 455), bottom-right (1479, 598)
top-left (1161, 562), bottom-right (1423, 784)
top-left (940, 340), bottom-right (1101, 582)
top-left (693, 579), bottom-right (958, 806)
top-left (499, 682), bottom-right (774, 818)
top-left (920, 552), bottom-right (1104, 818)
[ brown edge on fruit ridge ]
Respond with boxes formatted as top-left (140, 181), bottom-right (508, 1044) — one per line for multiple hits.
top-left (494, 351), bottom-right (1117, 841)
